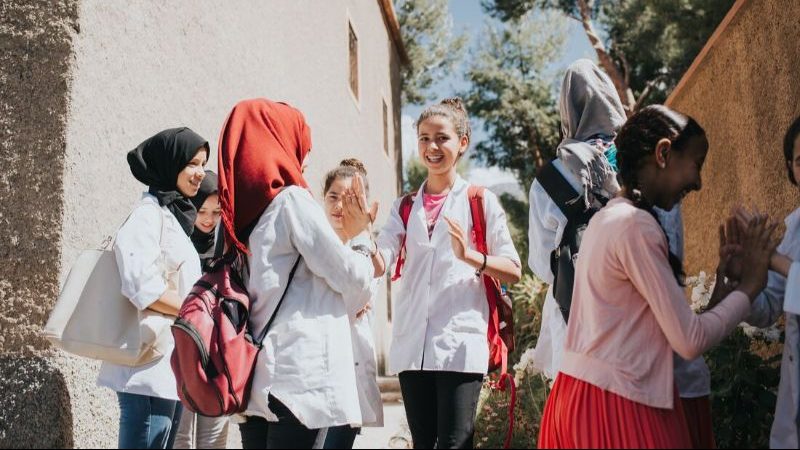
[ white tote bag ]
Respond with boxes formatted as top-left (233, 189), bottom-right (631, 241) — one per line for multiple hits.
top-left (43, 205), bottom-right (175, 366)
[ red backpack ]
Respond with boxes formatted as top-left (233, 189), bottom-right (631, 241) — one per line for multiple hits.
top-left (394, 185), bottom-right (517, 448)
top-left (171, 253), bottom-right (300, 416)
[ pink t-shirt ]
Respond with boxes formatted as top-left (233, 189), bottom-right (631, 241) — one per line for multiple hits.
top-left (423, 192), bottom-right (448, 237)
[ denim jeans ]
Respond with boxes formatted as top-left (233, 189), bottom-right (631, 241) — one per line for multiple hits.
top-left (117, 392), bottom-right (183, 449)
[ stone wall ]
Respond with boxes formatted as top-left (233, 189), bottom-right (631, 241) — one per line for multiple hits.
top-left (667, 0), bottom-right (800, 275)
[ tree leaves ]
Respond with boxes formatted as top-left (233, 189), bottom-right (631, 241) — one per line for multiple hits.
top-left (395, 0), bottom-right (469, 105)
top-left (463, 10), bottom-right (567, 188)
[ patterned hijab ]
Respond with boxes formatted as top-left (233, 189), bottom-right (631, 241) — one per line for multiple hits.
top-left (557, 59), bottom-right (627, 206)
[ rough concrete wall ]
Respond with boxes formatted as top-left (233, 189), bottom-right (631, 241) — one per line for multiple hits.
top-left (668, 0), bottom-right (800, 275)
top-left (0, 1), bottom-right (80, 447)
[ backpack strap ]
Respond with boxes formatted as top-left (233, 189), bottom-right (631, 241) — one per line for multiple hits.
top-left (255, 256), bottom-right (302, 347)
top-left (391, 192), bottom-right (416, 281)
top-left (468, 186), bottom-right (506, 371)
top-left (536, 161), bottom-right (586, 221)
top-left (467, 186), bottom-right (487, 254)
top-left (469, 185), bottom-right (517, 449)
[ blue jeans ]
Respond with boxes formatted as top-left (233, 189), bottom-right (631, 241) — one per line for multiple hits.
top-left (117, 392), bottom-right (183, 449)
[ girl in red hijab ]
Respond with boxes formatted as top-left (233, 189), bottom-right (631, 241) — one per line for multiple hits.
top-left (218, 99), bottom-right (376, 449)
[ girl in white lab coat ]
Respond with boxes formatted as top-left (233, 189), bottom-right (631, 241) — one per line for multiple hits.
top-left (320, 159), bottom-right (384, 449)
top-left (363, 97), bottom-right (521, 449)
top-left (742, 115), bottom-right (800, 448)
top-left (216, 99), bottom-right (376, 450)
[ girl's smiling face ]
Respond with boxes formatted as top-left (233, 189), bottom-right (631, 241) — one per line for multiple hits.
top-left (417, 116), bottom-right (468, 177)
top-left (324, 175), bottom-right (353, 234)
top-left (176, 148), bottom-right (208, 197)
top-left (656, 134), bottom-right (709, 210)
top-left (195, 194), bottom-right (221, 234)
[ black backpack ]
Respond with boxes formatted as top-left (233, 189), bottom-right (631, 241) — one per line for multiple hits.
top-left (537, 162), bottom-right (608, 324)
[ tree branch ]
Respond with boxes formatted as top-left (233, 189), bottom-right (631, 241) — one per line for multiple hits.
top-left (632, 75), bottom-right (666, 111)
top-left (576, 0), bottom-right (636, 115)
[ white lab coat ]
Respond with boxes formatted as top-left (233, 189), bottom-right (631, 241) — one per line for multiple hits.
top-left (746, 207), bottom-right (800, 449)
top-left (377, 176), bottom-right (520, 376)
top-left (245, 187), bottom-right (374, 429)
top-left (527, 160), bottom-right (579, 380)
top-left (346, 235), bottom-right (384, 428)
top-left (527, 161), bottom-right (711, 396)
top-left (97, 193), bottom-right (202, 400)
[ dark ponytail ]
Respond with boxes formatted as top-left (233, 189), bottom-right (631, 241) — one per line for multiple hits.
top-left (615, 105), bottom-right (706, 285)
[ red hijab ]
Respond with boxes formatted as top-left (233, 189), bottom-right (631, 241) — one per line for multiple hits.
top-left (218, 98), bottom-right (312, 253)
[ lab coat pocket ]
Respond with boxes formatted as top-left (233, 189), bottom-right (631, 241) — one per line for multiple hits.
top-left (275, 322), bottom-right (328, 389)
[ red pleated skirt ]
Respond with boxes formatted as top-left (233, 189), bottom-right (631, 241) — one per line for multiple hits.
top-left (538, 373), bottom-right (693, 449)
top-left (681, 396), bottom-right (716, 449)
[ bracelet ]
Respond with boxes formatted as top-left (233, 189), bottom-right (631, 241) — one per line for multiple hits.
top-left (475, 252), bottom-right (487, 277)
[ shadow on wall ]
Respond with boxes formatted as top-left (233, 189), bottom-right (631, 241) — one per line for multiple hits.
top-left (0, 356), bottom-right (74, 449)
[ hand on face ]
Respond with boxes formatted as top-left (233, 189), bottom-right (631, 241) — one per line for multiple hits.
top-left (341, 174), bottom-right (378, 241)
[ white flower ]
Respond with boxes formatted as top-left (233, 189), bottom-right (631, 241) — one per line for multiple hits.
top-left (513, 347), bottom-right (540, 384)
top-left (687, 271), bottom-right (714, 313)
top-left (739, 322), bottom-right (782, 343)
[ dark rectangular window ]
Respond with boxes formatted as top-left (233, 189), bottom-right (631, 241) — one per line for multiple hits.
top-left (349, 22), bottom-right (359, 100)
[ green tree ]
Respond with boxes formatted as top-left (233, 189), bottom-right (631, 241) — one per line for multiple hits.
top-left (483, 0), bottom-right (636, 112)
top-left (482, 0), bottom-right (735, 110)
top-left (463, 9), bottom-right (567, 189)
top-left (395, 0), bottom-right (468, 105)
top-left (600, 0), bottom-right (736, 105)
top-left (403, 156), bottom-right (428, 193)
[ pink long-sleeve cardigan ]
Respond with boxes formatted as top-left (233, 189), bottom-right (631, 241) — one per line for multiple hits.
top-left (559, 198), bottom-right (751, 409)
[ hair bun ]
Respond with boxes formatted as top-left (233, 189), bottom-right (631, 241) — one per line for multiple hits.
top-left (440, 97), bottom-right (466, 112)
top-left (339, 158), bottom-right (367, 176)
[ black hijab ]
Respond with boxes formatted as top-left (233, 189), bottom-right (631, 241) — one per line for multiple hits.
top-left (127, 127), bottom-right (209, 236)
top-left (190, 170), bottom-right (219, 256)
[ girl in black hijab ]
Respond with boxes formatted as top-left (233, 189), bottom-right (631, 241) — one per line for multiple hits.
top-left (127, 127), bottom-right (210, 234)
top-left (189, 171), bottom-right (220, 270)
top-left (101, 127), bottom-right (209, 450)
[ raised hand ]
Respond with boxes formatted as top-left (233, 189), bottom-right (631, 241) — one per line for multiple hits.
top-left (341, 174), bottom-right (379, 241)
top-left (443, 216), bottom-right (469, 261)
top-left (737, 215), bottom-right (780, 300)
top-left (709, 217), bottom-right (744, 309)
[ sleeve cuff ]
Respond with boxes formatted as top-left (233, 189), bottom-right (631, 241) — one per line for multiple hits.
top-left (723, 290), bottom-right (753, 323)
top-left (784, 262), bottom-right (800, 315)
top-left (128, 278), bottom-right (168, 311)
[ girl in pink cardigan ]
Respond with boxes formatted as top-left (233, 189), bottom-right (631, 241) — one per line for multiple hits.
top-left (538, 105), bottom-right (778, 449)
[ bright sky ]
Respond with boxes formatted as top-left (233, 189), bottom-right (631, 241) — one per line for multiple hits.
top-left (400, 0), bottom-right (597, 191)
